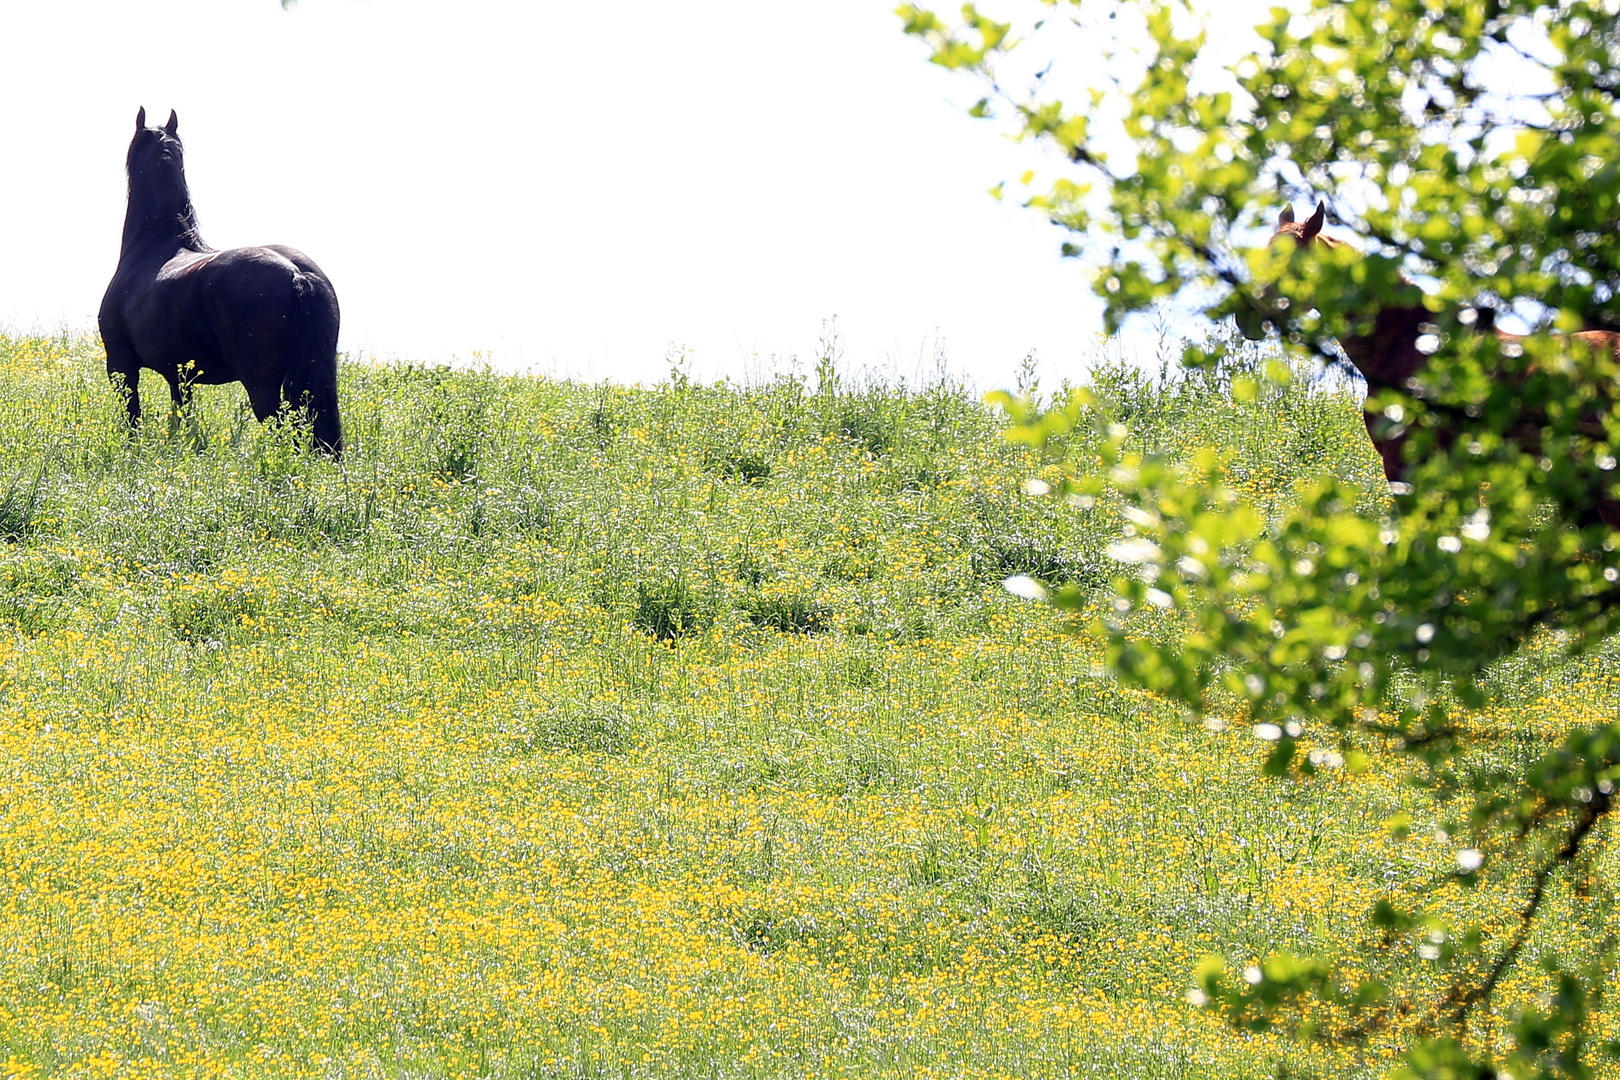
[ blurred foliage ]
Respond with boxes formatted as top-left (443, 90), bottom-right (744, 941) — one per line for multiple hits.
top-left (906, 0), bottom-right (1620, 1075)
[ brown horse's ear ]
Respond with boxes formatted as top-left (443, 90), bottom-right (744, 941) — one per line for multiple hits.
top-left (1302, 201), bottom-right (1326, 240)
top-left (1278, 205), bottom-right (1295, 226)
top-left (136, 107), bottom-right (146, 131)
top-left (164, 110), bottom-right (179, 136)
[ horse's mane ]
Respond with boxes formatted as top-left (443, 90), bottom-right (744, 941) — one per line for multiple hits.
top-left (122, 126), bottom-right (210, 254)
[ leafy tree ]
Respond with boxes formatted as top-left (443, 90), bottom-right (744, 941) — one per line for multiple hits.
top-left (902, 1), bottom-right (1620, 1075)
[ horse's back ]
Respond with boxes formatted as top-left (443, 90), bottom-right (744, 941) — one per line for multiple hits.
top-left (106, 244), bottom-right (338, 388)
top-left (1570, 330), bottom-right (1620, 359)
top-left (183, 245), bottom-right (329, 313)
top-left (190, 245), bottom-right (336, 337)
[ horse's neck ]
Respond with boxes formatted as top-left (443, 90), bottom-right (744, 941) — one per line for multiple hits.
top-left (1281, 231), bottom-right (1432, 388)
top-left (1340, 305), bottom-right (1431, 391)
top-left (119, 182), bottom-right (209, 259)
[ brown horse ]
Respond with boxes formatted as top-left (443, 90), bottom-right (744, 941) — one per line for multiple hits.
top-left (1266, 201), bottom-right (1620, 524)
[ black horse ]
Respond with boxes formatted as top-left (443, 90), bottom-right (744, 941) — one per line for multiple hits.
top-left (99, 108), bottom-right (343, 455)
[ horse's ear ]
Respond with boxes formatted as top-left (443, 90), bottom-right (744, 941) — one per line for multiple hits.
top-left (164, 110), bottom-right (179, 136)
top-left (1278, 205), bottom-right (1295, 226)
top-left (1303, 200), bottom-right (1326, 240)
top-left (136, 107), bottom-right (146, 131)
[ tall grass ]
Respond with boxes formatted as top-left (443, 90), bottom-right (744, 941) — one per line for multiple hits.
top-left (0, 329), bottom-right (1607, 1079)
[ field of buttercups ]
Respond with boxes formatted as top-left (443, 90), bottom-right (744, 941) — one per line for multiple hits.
top-left (0, 329), bottom-right (1616, 1079)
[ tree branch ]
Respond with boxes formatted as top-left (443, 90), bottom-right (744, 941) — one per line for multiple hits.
top-left (1442, 790), bottom-right (1613, 1030)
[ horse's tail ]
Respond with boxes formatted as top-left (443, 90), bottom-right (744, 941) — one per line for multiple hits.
top-left (283, 270), bottom-right (343, 457)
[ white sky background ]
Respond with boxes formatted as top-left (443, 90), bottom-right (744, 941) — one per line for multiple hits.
top-left (0, 0), bottom-right (1272, 389)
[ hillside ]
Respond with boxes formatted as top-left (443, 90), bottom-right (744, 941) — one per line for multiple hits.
top-left (0, 330), bottom-right (1608, 1079)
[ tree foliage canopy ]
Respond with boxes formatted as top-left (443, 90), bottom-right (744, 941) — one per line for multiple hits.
top-left (904, 1), bottom-right (1620, 1075)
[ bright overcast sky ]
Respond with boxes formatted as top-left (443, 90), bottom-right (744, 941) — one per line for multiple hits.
top-left (0, 0), bottom-right (1269, 389)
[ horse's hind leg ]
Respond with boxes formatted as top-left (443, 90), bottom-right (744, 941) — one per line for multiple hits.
top-left (308, 378), bottom-right (342, 458)
top-left (242, 378), bottom-right (285, 425)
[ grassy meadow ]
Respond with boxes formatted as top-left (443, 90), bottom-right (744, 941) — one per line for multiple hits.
top-left (0, 329), bottom-right (1616, 1079)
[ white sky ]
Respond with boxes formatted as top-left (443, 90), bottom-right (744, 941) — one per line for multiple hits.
top-left (0, 0), bottom-right (1268, 389)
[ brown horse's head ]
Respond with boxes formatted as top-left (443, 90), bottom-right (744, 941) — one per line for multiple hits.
top-left (1268, 201), bottom-right (1347, 251)
top-left (1235, 201), bottom-right (1350, 341)
top-left (1258, 201), bottom-right (1448, 484)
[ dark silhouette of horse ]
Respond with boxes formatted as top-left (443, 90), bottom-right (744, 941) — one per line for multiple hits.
top-left (99, 108), bottom-right (343, 455)
top-left (1264, 201), bottom-right (1620, 525)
